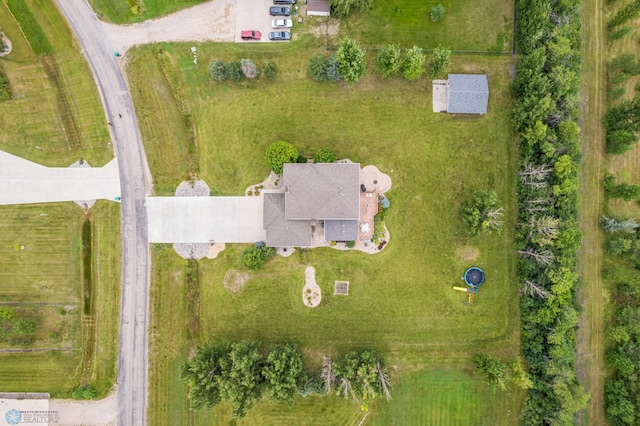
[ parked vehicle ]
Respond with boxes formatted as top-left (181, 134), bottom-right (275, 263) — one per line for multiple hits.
top-left (269, 6), bottom-right (291, 16)
top-left (269, 31), bottom-right (291, 41)
top-left (241, 30), bottom-right (262, 40)
top-left (271, 19), bottom-right (293, 28)
top-left (273, 0), bottom-right (295, 4)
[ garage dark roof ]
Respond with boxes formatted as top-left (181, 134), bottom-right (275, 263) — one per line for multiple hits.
top-left (447, 74), bottom-right (489, 114)
top-left (263, 193), bottom-right (312, 247)
top-left (324, 220), bottom-right (358, 241)
top-left (283, 163), bottom-right (360, 220)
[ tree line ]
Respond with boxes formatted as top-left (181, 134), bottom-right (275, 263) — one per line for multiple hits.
top-left (181, 342), bottom-right (391, 418)
top-left (514, 0), bottom-right (588, 423)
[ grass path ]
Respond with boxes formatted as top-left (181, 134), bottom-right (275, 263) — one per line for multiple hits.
top-left (577, 0), bottom-right (606, 423)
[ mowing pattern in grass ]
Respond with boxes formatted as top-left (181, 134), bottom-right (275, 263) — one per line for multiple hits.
top-left (130, 40), bottom-right (521, 422)
top-left (88, 0), bottom-right (208, 24)
top-left (339, 0), bottom-right (514, 51)
top-left (0, 0), bottom-right (111, 167)
top-left (5, 0), bottom-right (53, 55)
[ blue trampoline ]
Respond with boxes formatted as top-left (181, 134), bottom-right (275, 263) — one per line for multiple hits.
top-left (464, 267), bottom-right (485, 287)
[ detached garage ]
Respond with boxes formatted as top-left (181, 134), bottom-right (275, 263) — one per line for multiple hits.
top-left (307, 0), bottom-right (330, 17)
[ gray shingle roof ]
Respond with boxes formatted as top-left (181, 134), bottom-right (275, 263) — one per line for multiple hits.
top-left (447, 74), bottom-right (489, 114)
top-left (324, 220), bottom-right (359, 241)
top-left (263, 193), bottom-right (312, 247)
top-left (283, 163), bottom-right (360, 220)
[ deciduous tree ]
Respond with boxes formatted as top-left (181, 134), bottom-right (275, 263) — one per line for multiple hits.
top-left (265, 141), bottom-right (298, 174)
top-left (401, 46), bottom-right (425, 81)
top-left (335, 38), bottom-right (366, 85)
top-left (375, 44), bottom-right (402, 78)
top-left (428, 45), bottom-right (451, 79)
top-left (262, 343), bottom-right (304, 407)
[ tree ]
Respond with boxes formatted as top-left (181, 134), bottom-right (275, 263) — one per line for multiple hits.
top-left (209, 60), bottom-right (227, 82)
top-left (332, 349), bottom-right (391, 411)
top-left (262, 62), bottom-right (277, 80)
top-left (220, 341), bottom-right (264, 418)
top-left (335, 38), bottom-right (366, 85)
top-left (265, 141), bottom-right (298, 174)
top-left (181, 342), bottom-right (231, 409)
top-left (320, 355), bottom-right (335, 393)
top-left (241, 246), bottom-right (276, 270)
top-left (472, 353), bottom-right (506, 393)
top-left (459, 190), bottom-right (503, 236)
top-left (13, 318), bottom-right (36, 334)
top-left (430, 4), bottom-right (445, 22)
top-left (428, 45), bottom-right (451, 79)
top-left (262, 343), bottom-right (304, 407)
top-left (600, 216), bottom-right (639, 234)
top-left (509, 358), bottom-right (533, 389)
top-left (308, 54), bottom-right (329, 81)
top-left (0, 306), bottom-right (14, 321)
top-left (606, 238), bottom-right (633, 256)
top-left (226, 60), bottom-right (244, 82)
top-left (327, 55), bottom-right (342, 81)
top-left (375, 44), bottom-right (402, 78)
top-left (329, 0), bottom-right (373, 18)
top-left (313, 148), bottom-right (336, 163)
top-left (401, 46), bottom-right (425, 81)
top-left (241, 59), bottom-right (259, 79)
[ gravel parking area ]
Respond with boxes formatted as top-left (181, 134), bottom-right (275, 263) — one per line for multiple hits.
top-left (235, 0), bottom-right (293, 42)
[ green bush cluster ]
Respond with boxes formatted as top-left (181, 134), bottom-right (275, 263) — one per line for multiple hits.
top-left (459, 190), bottom-right (503, 236)
top-left (210, 59), bottom-right (275, 82)
top-left (0, 65), bottom-right (11, 101)
top-left (514, 0), bottom-right (588, 422)
top-left (604, 174), bottom-right (640, 200)
top-left (71, 385), bottom-right (97, 400)
top-left (430, 4), bottom-right (445, 22)
top-left (603, 96), bottom-right (640, 154)
top-left (313, 148), bottom-right (336, 163)
top-left (241, 245), bottom-right (276, 270)
top-left (608, 0), bottom-right (640, 28)
top-left (265, 140), bottom-right (298, 174)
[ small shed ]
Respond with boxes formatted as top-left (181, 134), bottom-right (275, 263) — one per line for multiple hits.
top-left (446, 74), bottom-right (489, 115)
top-left (307, 0), bottom-right (330, 17)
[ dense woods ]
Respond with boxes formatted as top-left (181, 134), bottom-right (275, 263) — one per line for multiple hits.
top-left (514, 0), bottom-right (587, 423)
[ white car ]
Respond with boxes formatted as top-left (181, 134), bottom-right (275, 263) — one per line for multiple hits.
top-left (271, 19), bottom-right (293, 29)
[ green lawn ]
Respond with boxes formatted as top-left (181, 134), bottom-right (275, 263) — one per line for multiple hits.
top-left (338, 0), bottom-right (514, 50)
top-left (128, 38), bottom-right (521, 423)
top-left (88, 0), bottom-right (208, 24)
top-left (0, 0), bottom-right (120, 397)
top-left (0, 0), bottom-right (112, 167)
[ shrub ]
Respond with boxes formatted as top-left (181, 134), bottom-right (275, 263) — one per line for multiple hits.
top-left (604, 174), bottom-right (640, 200)
top-left (0, 306), bottom-right (14, 321)
top-left (308, 54), bottom-right (329, 81)
top-left (241, 246), bottom-right (276, 270)
top-left (428, 45), bottom-right (451, 79)
top-left (313, 148), bottom-right (336, 163)
top-left (430, 4), bottom-right (445, 22)
top-left (296, 155), bottom-right (308, 163)
top-left (226, 60), bottom-right (244, 81)
top-left (265, 141), bottom-right (298, 174)
top-left (611, 26), bottom-right (632, 41)
top-left (345, 240), bottom-right (355, 248)
top-left (609, 87), bottom-right (626, 101)
top-left (263, 62), bottom-right (277, 79)
top-left (329, 0), bottom-right (373, 18)
top-left (326, 55), bottom-right (342, 81)
top-left (0, 67), bottom-right (11, 101)
top-left (13, 318), bottom-right (36, 334)
top-left (401, 46), bottom-right (426, 81)
top-left (473, 353), bottom-right (507, 393)
top-left (71, 385), bottom-right (97, 400)
top-left (335, 38), bottom-right (366, 85)
top-left (209, 60), bottom-right (227, 82)
top-left (606, 238), bottom-right (633, 256)
top-left (241, 59), bottom-right (259, 79)
top-left (375, 44), bottom-right (402, 78)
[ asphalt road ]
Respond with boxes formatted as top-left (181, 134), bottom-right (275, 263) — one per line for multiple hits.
top-left (54, 0), bottom-right (152, 424)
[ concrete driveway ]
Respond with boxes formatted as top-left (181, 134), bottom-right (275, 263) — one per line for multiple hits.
top-left (0, 151), bottom-right (120, 205)
top-left (147, 196), bottom-right (266, 243)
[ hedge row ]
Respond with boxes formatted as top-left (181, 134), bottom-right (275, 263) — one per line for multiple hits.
top-left (514, 0), bottom-right (588, 423)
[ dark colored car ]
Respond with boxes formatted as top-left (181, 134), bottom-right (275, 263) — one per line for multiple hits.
top-left (241, 30), bottom-right (262, 40)
top-left (269, 31), bottom-right (291, 41)
top-left (273, 0), bottom-right (295, 4)
top-left (269, 6), bottom-right (291, 16)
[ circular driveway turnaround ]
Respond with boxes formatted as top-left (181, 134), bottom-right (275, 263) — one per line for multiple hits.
top-left (102, 0), bottom-right (236, 54)
top-left (54, 0), bottom-right (152, 425)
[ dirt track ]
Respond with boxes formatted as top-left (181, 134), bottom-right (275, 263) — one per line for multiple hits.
top-left (102, 0), bottom-right (235, 54)
top-left (576, 0), bottom-right (606, 423)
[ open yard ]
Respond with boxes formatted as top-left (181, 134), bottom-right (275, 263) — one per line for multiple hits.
top-left (338, 0), bottom-right (514, 50)
top-left (0, 0), bottom-right (120, 398)
top-left (127, 37), bottom-right (521, 423)
top-left (88, 0), bottom-right (208, 23)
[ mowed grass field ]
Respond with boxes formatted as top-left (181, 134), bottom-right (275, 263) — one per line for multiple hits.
top-left (0, 1), bottom-right (121, 397)
top-left (127, 38), bottom-right (521, 423)
top-left (340, 0), bottom-right (514, 50)
top-left (0, 0), bottom-right (112, 167)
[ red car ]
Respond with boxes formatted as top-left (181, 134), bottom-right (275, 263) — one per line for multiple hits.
top-left (241, 30), bottom-right (261, 40)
